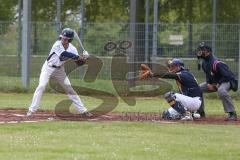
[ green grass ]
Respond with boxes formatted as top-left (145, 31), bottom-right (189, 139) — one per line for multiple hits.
top-left (0, 76), bottom-right (118, 94)
top-left (0, 93), bottom-right (240, 160)
top-left (1, 76), bottom-right (240, 101)
top-left (0, 122), bottom-right (239, 160)
top-left (0, 92), bottom-right (239, 115)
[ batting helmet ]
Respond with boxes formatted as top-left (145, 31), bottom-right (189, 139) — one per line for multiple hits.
top-left (60, 28), bottom-right (74, 40)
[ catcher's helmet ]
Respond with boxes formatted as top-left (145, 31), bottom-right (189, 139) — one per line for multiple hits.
top-left (170, 58), bottom-right (184, 68)
top-left (197, 42), bottom-right (212, 53)
top-left (60, 28), bottom-right (74, 40)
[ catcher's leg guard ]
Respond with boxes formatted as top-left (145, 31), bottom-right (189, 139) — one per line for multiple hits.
top-left (162, 110), bottom-right (172, 120)
top-left (164, 91), bottom-right (176, 104)
top-left (164, 92), bottom-right (186, 114)
top-left (172, 101), bottom-right (186, 114)
top-left (162, 108), bottom-right (182, 120)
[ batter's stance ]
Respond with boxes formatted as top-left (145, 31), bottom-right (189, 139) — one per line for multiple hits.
top-left (27, 28), bottom-right (92, 117)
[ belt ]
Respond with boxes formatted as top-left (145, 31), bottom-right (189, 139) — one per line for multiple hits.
top-left (47, 52), bottom-right (61, 68)
top-left (51, 65), bottom-right (61, 69)
top-left (47, 63), bottom-right (61, 69)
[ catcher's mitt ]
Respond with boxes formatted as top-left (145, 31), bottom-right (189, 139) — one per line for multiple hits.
top-left (140, 64), bottom-right (152, 80)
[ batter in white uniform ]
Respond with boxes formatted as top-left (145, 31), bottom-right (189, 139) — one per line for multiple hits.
top-left (27, 28), bottom-right (92, 117)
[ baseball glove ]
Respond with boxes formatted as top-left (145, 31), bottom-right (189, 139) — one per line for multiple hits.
top-left (140, 64), bottom-right (152, 80)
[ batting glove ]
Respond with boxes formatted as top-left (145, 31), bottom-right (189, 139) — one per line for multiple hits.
top-left (83, 50), bottom-right (89, 59)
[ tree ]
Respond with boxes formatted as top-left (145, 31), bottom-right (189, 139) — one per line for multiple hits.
top-left (217, 0), bottom-right (240, 23)
top-left (85, 0), bottom-right (129, 22)
top-left (0, 0), bottom-right (17, 21)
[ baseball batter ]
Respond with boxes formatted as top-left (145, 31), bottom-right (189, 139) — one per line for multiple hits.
top-left (27, 28), bottom-right (92, 117)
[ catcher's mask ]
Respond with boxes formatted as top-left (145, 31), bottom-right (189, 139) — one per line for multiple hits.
top-left (196, 42), bottom-right (212, 58)
top-left (59, 28), bottom-right (74, 42)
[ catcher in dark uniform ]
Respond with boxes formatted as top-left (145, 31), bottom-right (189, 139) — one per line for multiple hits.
top-left (140, 58), bottom-right (204, 120)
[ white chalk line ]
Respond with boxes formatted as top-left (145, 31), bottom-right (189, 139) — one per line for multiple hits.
top-left (0, 119), bottom-right (56, 124)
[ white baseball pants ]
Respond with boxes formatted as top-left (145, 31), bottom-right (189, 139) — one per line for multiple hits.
top-left (167, 93), bottom-right (202, 117)
top-left (28, 62), bottom-right (87, 113)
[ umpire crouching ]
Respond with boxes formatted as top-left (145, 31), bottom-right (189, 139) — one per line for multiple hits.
top-left (196, 42), bottom-right (237, 121)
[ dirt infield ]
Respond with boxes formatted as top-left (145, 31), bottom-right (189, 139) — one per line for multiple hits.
top-left (0, 108), bottom-right (239, 125)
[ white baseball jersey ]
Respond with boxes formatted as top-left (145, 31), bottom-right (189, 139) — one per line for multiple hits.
top-left (47, 40), bottom-right (79, 67)
top-left (28, 40), bottom-right (88, 114)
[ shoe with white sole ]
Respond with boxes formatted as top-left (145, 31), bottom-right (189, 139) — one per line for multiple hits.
top-left (181, 111), bottom-right (193, 121)
top-left (181, 115), bottom-right (193, 121)
top-left (192, 113), bottom-right (201, 119)
top-left (26, 110), bottom-right (34, 117)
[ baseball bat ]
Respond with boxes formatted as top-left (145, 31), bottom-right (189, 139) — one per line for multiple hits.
top-left (73, 30), bottom-right (85, 51)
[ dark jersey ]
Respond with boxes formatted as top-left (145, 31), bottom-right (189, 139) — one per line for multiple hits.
top-left (153, 69), bottom-right (202, 98)
top-left (201, 54), bottom-right (217, 84)
top-left (202, 54), bottom-right (235, 84)
top-left (211, 61), bottom-right (235, 84)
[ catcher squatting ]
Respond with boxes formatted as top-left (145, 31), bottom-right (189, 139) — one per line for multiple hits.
top-left (140, 59), bottom-right (204, 121)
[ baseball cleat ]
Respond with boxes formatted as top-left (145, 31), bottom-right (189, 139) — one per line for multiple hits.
top-left (225, 112), bottom-right (237, 121)
top-left (180, 111), bottom-right (193, 121)
top-left (26, 110), bottom-right (34, 117)
top-left (197, 110), bottom-right (206, 118)
top-left (82, 111), bottom-right (93, 118)
top-left (180, 115), bottom-right (193, 121)
top-left (192, 113), bottom-right (201, 119)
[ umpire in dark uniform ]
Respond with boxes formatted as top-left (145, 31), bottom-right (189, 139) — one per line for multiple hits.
top-left (196, 42), bottom-right (237, 121)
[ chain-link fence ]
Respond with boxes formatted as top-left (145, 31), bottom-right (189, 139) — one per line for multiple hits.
top-left (0, 21), bottom-right (239, 82)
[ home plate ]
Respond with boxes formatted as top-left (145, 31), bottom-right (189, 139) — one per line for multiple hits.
top-left (47, 117), bottom-right (55, 121)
